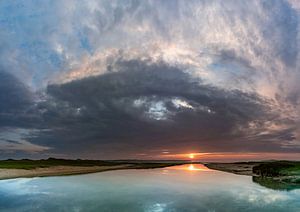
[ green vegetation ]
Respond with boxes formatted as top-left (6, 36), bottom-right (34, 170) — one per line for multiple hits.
top-left (0, 158), bottom-right (126, 169)
top-left (205, 161), bottom-right (300, 191)
top-left (0, 158), bottom-right (184, 170)
top-left (251, 161), bottom-right (300, 190)
top-left (252, 161), bottom-right (300, 177)
top-left (253, 176), bottom-right (300, 191)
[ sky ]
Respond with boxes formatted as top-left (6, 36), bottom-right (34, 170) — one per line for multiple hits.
top-left (0, 0), bottom-right (299, 161)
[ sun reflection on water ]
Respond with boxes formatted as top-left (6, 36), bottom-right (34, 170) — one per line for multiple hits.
top-left (167, 164), bottom-right (212, 172)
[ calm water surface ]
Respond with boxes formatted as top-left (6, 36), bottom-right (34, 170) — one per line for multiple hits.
top-left (0, 164), bottom-right (300, 212)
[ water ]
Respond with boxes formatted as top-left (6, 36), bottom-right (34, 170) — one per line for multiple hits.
top-left (0, 164), bottom-right (300, 212)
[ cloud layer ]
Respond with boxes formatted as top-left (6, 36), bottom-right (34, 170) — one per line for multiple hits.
top-left (0, 0), bottom-right (299, 159)
top-left (6, 59), bottom-right (298, 159)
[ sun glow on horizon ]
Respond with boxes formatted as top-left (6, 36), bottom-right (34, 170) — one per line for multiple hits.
top-left (189, 153), bottom-right (195, 159)
top-left (159, 151), bottom-right (300, 162)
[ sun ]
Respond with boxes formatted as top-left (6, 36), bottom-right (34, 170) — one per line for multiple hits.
top-left (189, 153), bottom-right (194, 159)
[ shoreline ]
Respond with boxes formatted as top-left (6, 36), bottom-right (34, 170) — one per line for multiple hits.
top-left (0, 165), bottom-right (134, 180)
top-left (1, 160), bottom-right (299, 181)
top-left (0, 163), bottom-right (186, 180)
top-left (204, 162), bottom-right (300, 190)
top-left (204, 162), bottom-right (259, 176)
top-left (0, 162), bottom-right (255, 180)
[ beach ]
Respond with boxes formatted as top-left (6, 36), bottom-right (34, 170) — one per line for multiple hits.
top-left (0, 165), bottom-right (133, 180)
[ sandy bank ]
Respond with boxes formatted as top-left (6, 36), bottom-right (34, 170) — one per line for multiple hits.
top-left (0, 165), bottom-right (132, 180)
top-left (204, 163), bottom-right (259, 176)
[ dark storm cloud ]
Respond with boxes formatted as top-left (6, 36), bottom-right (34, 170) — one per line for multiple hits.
top-left (24, 60), bottom-right (295, 157)
top-left (0, 71), bottom-right (32, 113)
top-left (0, 71), bottom-right (51, 157)
top-left (0, 70), bottom-right (38, 128)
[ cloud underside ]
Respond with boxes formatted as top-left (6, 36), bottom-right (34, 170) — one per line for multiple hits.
top-left (1, 58), bottom-right (299, 158)
top-left (22, 60), bottom-right (294, 157)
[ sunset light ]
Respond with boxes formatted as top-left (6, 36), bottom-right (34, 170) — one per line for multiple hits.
top-left (167, 164), bottom-right (211, 172)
